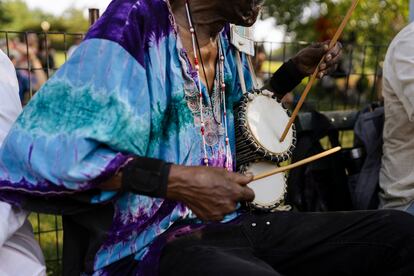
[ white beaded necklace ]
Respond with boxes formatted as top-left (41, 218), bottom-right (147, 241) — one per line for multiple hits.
top-left (184, 0), bottom-right (232, 171)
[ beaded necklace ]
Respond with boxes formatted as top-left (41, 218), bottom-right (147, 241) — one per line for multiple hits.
top-left (184, 0), bottom-right (232, 170)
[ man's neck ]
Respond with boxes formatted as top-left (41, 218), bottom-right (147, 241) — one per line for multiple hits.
top-left (171, 0), bottom-right (225, 47)
top-left (171, 0), bottom-right (224, 92)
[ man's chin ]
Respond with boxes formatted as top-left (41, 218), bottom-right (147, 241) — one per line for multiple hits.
top-left (234, 14), bottom-right (259, 27)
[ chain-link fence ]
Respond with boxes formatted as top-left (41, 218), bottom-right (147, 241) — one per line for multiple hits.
top-left (0, 29), bottom-right (388, 275)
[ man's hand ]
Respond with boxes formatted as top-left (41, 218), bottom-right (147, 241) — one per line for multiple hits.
top-left (292, 41), bottom-right (342, 79)
top-left (166, 165), bottom-right (255, 222)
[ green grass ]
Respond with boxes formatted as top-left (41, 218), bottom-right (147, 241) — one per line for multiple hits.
top-left (55, 52), bottom-right (67, 67)
top-left (262, 60), bottom-right (283, 73)
top-left (28, 214), bottom-right (63, 276)
top-left (320, 130), bottom-right (355, 149)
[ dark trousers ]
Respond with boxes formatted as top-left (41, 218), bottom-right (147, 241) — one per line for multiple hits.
top-left (159, 210), bottom-right (414, 276)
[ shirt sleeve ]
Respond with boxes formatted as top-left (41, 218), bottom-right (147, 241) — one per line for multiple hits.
top-left (0, 39), bottom-right (153, 203)
top-left (0, 202), bottom-right (27, 247)
top-left (0, 50), bottom-right (27, 247)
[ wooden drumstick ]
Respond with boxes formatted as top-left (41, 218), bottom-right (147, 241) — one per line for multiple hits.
top-left (279, 0), bottom-right (360, 143)
top-left (253, 146), bottom-right (341, 181)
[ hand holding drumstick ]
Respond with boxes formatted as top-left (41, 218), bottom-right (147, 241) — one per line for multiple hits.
top-left (292, 41), bottom-right (342, 80)
top-left (280, 0), bottom-right (360, 142)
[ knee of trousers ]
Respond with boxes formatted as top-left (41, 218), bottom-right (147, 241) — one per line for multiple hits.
top-left (376, 210), bottom-right (414, 247)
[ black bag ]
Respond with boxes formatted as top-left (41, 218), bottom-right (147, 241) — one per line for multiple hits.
top-left (286, 111), bottom-right (353, 212)
top-left (347, 104), bottom-right (384, 210)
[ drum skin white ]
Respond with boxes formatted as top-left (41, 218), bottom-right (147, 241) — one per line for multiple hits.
top-left (243, 161), bottom-right (287, 211)
top-left (247, 93), bottom-right (294, 155)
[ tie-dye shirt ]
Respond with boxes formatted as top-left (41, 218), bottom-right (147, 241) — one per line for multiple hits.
top-left (0, 0), bottom-right (252, 273)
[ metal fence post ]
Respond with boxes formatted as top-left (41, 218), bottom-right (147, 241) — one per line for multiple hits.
top-left (89, 8), bottom-right (100, 26)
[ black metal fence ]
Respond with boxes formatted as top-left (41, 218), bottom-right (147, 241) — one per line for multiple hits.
top-left (0, 29), bottom-right (388, 275)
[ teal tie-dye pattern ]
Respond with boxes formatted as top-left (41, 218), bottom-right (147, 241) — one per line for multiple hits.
top-left (0, 15), bottom-right (253, 274)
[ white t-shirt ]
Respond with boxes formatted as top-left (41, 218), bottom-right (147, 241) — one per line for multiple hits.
top-left (0, 49), bottom-right (46, 275)
top-left (0, 49), bottom-right (22, 143)
top-left (380, 23), bottom-right (414, 209)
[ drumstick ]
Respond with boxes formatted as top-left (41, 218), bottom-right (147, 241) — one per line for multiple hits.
top-left (253, 146), bottom-right (341, 181)
top-left (279, 0), bottom-right (360, 143)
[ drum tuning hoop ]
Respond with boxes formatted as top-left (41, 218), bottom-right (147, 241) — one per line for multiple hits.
top-left (261, 89), bottom-right (273, 97)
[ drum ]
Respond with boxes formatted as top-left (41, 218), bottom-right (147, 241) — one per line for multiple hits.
top-left (235, 89), bottom-right (296, 167)
top-left (241, 161), bottom-right (287, 211)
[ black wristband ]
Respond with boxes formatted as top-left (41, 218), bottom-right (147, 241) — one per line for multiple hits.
top-left (121, 157), bottom-right (171, 198)
top-left (269, 59), bottom-right (307, 97)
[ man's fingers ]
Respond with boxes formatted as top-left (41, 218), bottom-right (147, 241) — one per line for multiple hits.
top-left (317, 70), bottom-right (327, 79)
top-left (230, 172), bottom-right (253, 186)
top-left (326, 50), bottom-right (341, 67)
top-left (326, 42), bottom-right (342, 60)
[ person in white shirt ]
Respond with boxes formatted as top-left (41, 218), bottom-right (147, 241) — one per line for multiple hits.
top-left (0, 49), bottom-right (46, 276)
top-left (380, 22), bottom-right (414, 214)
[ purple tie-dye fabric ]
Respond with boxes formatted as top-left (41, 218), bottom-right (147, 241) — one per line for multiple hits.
top-left (0, 0), bottom-right (255, 274)
top-left (86, 0), bottom-right (173, 66)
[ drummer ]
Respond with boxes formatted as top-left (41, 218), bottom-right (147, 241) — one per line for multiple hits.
top-left (1, 0), bottom-right (414, 275)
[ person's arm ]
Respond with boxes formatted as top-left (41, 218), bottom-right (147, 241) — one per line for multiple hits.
top-left (264, 41), bottom-right (343, 100)
top-left (110, 157), bottom-right (172, 198)
top-left (100, 158), bottom-right (255, 222)
top-left (28, 50), bottom-right (47, 90)
top-left (263, 59), bottom-right (307, 99)
top-left (13, 43), bottom-right (47, 91)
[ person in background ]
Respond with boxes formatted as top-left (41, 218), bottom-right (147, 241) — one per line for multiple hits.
top-left (380, 22), bottom-right (414, 214)
top-left (253, 44), bottom-right (267, 87)
top-left (67, 35), bottom-right (83, 59)
top-left (8, 37), bottom-right (47, 103)
top-left (0, 48), bottom-right (46, 276)
top-left (38, 36), bottom-right (56, 74)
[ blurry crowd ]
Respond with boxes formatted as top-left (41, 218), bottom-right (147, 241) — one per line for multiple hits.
top-left (0, 33), bottom-right (82, 105)
top-left (0, 30), bottom-right (382, 108)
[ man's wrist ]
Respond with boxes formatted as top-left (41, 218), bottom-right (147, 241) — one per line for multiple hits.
top-left (121, 157), bottom-right (171, 198)
top-left (267, 59), bottom-right (307, 98)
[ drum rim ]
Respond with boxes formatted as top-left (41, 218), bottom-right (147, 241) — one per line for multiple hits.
top-left (238, 89), bottom-right (297, 164)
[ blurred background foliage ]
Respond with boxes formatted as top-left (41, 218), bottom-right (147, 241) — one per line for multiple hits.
top-left (0, 0), bottom-right (88, 32)
top-left (263, 0), bottom-right (408, 45)
top-left (0, 0), bottom-right (409, 49)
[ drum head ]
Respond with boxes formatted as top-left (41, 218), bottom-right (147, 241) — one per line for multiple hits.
top-left (246, 94), bottom-right (294, 155)
top-left (244, 161), bottom-right (286, 210)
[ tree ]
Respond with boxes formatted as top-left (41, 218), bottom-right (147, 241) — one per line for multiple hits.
top-left (263, 0), bottom-right (409, 45)
top-left (0, 0), bottom-right (88, 32)
top-left (0, 1), bottom-right (12, 26)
